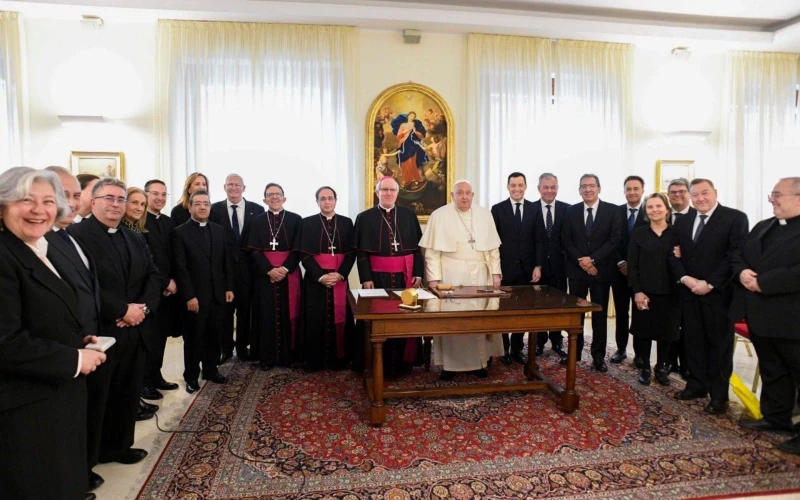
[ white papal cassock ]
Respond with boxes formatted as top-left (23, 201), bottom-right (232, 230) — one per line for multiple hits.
top-left (419, 202), bottom-right (505, 371)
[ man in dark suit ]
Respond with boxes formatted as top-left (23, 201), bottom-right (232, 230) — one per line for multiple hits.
top-left (69, 177), bottom-right (163, 466)
top-left (561, 174), bottom-right (623, 372)
top-left (173, 190), bottom-right (235, 394)
top-left (532, 173), bottom-right (570, 360)
top-left (610, 175), bottom-right (648, 365)
top-left (209, 173), bottom-right (264, 362)
top-left (141, 179), bottom-right (180, 400)
top-left (670, 178), bottom-right (748, 415)
top-left (491, 172), bottom-right (541, 364)
top-left (44, 167), bottom-right (109, 494)
top-left (732, 177), bottom-right (800, 455)
top-left (667, 178), bottom-right (695, 378)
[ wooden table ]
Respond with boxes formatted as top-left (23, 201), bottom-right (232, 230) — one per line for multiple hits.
top-left (348, 285), bottom-right (602, 425)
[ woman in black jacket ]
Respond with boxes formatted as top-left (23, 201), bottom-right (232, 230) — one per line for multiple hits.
top-left (627, 192), bottom-right (680, 386)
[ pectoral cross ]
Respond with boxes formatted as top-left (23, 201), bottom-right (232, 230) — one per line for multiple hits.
top-left (270, 238), bottom-right (279, 251)
top-left (468, 236), bottom-right (475, 249)
top-left (391, 239), bottom-right (400, 252)
top-left (328, 244), bottom-right (336, 256)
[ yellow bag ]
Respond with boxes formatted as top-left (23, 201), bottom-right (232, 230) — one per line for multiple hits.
top-left (730, 373), bottom-right (762, 420)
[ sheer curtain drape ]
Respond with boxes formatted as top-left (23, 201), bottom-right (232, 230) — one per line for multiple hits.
top-left (155, 21), bottom-right (356, 215)
top-left (467, 35), bottom-right (633, 205)
top-left (0, 11), bottom-right (24, 173)
top-left (721, 51), bottom-right (800, 223)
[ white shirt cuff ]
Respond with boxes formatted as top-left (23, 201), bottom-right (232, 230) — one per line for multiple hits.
top-left (75, 350), bottom-right (82, 378)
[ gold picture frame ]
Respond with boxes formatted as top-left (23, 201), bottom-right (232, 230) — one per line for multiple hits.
top-left (655, 159), bottom-right (694, 193)
top-left (70, 151), bottom-right (125, 181)
top-left (365, 83), bottom-right (454, 224)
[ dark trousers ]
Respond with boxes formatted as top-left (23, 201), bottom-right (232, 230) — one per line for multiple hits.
top-left (568, 277), bottom-right (610, 361)
top-left (537, 260), bottom-right (566, 350)
top-left (143, 297), bottom-right (176, 387)
top-left (88, 329), bottom-right (146, 465)
top-left (222, 263), bottom-right (252, 354)
top-left (610, 268), bottom-right (632, 351)
top-left (682, 296), bottom-right (734, 401)
top-left (668, 327), bottom-right (687, 371)
top-left (182, 300), bottom-right (224, 382)
top-left (500, 264), bottom-right (527, 354)
top-left (633, 337), bottom-right (670, 367)
top-left (749, 331), bottom-right (800, 428)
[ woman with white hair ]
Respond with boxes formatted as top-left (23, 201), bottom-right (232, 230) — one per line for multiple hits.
top-left (0, 167), bottom-right (107, 499)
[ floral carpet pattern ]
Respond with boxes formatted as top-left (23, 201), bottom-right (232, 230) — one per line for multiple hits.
top-left (137, 346), bottom-right (800, 499)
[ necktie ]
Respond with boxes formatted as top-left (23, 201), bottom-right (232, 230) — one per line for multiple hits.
top-left (628, 208), bottom-right (636, 233)
top-left (693, 214), bottom-right (707, 243)
top-left (56, 229), bottom-right (71, 243)
top-left (673, 212), bottom-right (682, 224)
top-left (230, 204), bottom-right (241, 245)
top-left (514, 202), bottom-right (522, 231)
top-left (585, 207), bottom-right (594, 234)
top-left (546, 205), bottom-right (553, 237)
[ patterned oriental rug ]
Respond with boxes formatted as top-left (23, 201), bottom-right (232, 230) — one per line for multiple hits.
top-left (137, 348), bottom-right (800, 499)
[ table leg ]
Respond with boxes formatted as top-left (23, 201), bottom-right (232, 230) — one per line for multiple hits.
top-left (369, 340), bottom-right (387, 425)
top-left (363, 321), bottom-right (373, 379)
top-left (423, 336), bottom-right (432, 371)
top-left (561, 328), bottom-right (580, 413)
top-left (525, 332), bottom-right (541, 379)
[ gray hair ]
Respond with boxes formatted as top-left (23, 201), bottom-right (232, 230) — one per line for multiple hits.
top-left (225, 173), bottom-right (244, 184)
top-left (91, 177), bottom-right (127, 197)
top-left (538, 172), bottom-right (558, 184)
top-left (44, 165), bottom-right (73, 177)
top-left (375, 176), bottom-right (399, 191)
top-left (780, 176), bottom-right (800, 192)
top-left (0, 167), bottom-right (70, 221)
top-left (667, 177), bottom-right (690, 190)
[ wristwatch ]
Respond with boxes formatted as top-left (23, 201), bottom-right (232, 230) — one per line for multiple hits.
top-left (143, 306), bottom-right (151, 316)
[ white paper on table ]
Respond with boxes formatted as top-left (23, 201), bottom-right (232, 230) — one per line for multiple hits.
top-left (356, 288), bottom-right (389, 297)
top-left (392, 289), bottom-right (437, 300)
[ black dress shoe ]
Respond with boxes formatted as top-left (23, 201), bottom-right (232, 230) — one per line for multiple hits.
top-left (669, 363), bottom-right (680, 374)
top-left (99, 448), bottom-right (148, 465)
top-left (85, 494), bottom-right (96, 500)
top-left (439, 370), bottom-right (454, 381)
top-left (220, 349), bottom-right (233, 364)
top-left (139, 398), bottom-right (159, 413)
top-left (704, 400), bottom-right (729, 415)
top-left (236, 347), bottom-right (251, 359)
top-left (610, 350), bottom-right (627, 364)
top-left (777, 436), bottom-right (800, 455)
top-left (141, 386), bottom-right (163, 400)
top-left (674, 389), bottom-right (705, 400)
top-left (136, 407), bottom-right (154, 421)
top-left (739, 418), bottom-right (797, 436)
top-left (634, 357), bottom-right (646, 369)
top-left (638, 368), bottom-right (651, 385)
top-left (186, 380), bottom-right (200, 394)
top-left (500, 354), bottom-right (513, 365)
top-left (552, 345), bottom-right (568, 360)
top-left (203, 371), bottom-right (228, 384)
top-left (560, 354), bottom-right (582, 366)
top-left (679, 368), bottom-right (690, 380)
top-left (654, 364), bottom-right (671, 386)
top-left (473, 368), bottom-right (488, 378)
top-left (511, 352), bottom-right (528, 364)
top-left (535, 346), bottom-right (544, 356)
top-left (260, 363), bottom-right (274, 372)
top-left (155, 379), bottom-right (179, 391)
top-left (593, 358), bottom-right (608, 372)
top-left (88, 471), bottom-right (104, 491)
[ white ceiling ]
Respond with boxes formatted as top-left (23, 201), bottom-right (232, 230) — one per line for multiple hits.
top-left (3, 0), bottom-right (800, 50)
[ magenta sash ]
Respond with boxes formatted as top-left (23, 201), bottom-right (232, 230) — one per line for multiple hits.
top-left (368, 253), bottom-right (417, 363)
top-left (368, 254), bottom-right (414, 288)
top-left (264, 251), bottom-right (301, 350)
top-left (313, 253), bottom-right (347, 359)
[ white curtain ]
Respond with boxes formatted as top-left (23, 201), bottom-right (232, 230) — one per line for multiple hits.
top-left (155, 21), bottom-right (357, 216)
top-left (466, 34), bottom-right (552, 206)
top-left (0, 11), bottom-right (24, 173)
top-left (467, 35), bottom-right (633, 206)
top-left (721, 51), bottom-right (800, 223)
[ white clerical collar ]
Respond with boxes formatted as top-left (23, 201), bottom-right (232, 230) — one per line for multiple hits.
top-left (147, 210), bottom-right (161, 219)
top-left (192, 218), bottom-right (208, 227)
top-left (269, 209), bottom-right (283, 215)
top-left (379, 204), bottom-right (394, 212)
top-left (107, 227), bottom-right (118, 234)
top-left (321, 213), bottom-right (335, 220)
top-left (779, 219), bottom-right (788, 226)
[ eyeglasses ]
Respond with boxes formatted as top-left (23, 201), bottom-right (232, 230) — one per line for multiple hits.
top-left (580, 184), bottom-right (598, 189)
top-left (225, 183), bottom-right (244, 189)
top-left (94, 195), bottom-right (127, 205)
top-left (668, 189), bottom-right (688, 195)
top-left (378, 188), bottom-right (399, 193)
top-left (265, 193), bottom-right (284, 198)
top-left (767, 192), bottom-right (800, 201)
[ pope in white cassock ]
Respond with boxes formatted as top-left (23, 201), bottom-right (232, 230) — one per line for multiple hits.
top-left (419, 180), bottom-right (505, 380)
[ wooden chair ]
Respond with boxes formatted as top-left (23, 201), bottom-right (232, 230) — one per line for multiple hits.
top-left (734, 321), bottom-right (761, 393)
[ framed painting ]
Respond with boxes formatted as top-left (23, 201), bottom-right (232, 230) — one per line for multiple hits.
top-left (70, 151), bottom-right (125, 181)
top-left (655, 159), bottom-right (694, 193)
top-left (365, 83), bottom-right (454, 224)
